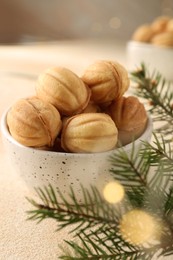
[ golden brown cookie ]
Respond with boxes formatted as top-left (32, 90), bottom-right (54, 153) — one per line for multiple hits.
top-left (61, 113), bottom-right (118, 153)
top-left (36, 66), bottom-right (91, 116)
top-left (166, 18), bottom-right (173, 32)
top-left (151, 16), bottom-right (170, 34)
top-left (7, 97), bottom-right (62, 147)
top-left (132, 24), bottom-right (154, 42)
top-left (151, 31), bottom-right (173, 47)
top-left (107, 96), bottom-right (148, 146)
top-left (81, 60), bottom-right (129, 105)
top-left (82, 101), bottom-right (100, 113)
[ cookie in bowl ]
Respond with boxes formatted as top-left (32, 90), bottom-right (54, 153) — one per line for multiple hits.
top-left (106, 96), bottom-right (148, 146)
top-left (1, 109), bottom-right (152, 202)
top-left (1, 61), bottom-right (152, 202)
top-left (36, 66), bottom-right (91, 116)
top-left (127, 16), bottom-right (173, 81)
top-left (7, 96), bottom-right (62, 148)
top-left (61, 113), bottom-right (118, 153)
top-left (81, 60), bottom-right (130, 105)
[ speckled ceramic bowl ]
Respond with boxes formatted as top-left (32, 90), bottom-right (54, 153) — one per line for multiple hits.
top-left (1, 109), bottom-right (153, 202)
top-left (127, 41), bottom-right (173, 81)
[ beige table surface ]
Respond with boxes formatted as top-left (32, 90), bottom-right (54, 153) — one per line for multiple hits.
top-left (0, 39), bottom-right (128, 260)
top-left (1, 39), bottom-right (172, 260)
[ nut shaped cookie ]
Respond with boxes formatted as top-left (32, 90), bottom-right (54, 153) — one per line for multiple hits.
top-left (107, 96), bottom-right (148, 146)
top-left (36, 67), bottom-right (91, 116)
top-left (82, 101), bottom-right (100, 113)
top-left (167, 19), bottom-right (173, 32)
top-left (132, 24), bottom-right (154, 42)
top-left (151, 31), bottom-right (173, 47)
top-left (151, 16), bottom-right (170, 34)
top-left (81, 60), bottom-right (129, 104)
top-left (7, 97), bottom-right (62, 147)
top-left (61, 113), bottom-right (118, 153)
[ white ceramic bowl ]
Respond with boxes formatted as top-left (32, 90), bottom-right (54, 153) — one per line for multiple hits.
top-left (1, 109), bottom-right (153, 202)
top-left (127, 41), bottom-right (173, 81)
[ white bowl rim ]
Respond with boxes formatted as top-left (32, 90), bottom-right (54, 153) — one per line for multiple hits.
top-left (1, 108), bottom-right (153, 157)
top-left (127, 40), bottom-right (173, 51)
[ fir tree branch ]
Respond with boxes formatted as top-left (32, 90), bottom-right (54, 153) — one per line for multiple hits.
top-left (27, 180), bottom-right (173, 259)
top-left (26, 134), bottom-right (173, 259)
top-left (26, 185), bottom-right (120, 235)
top-left (141, 133), bottom-right (173, 167)
top-left (109, 143), bottom-right (149, 188)
top-left (108, 132), bottom-right (173, 193)
top-left (26, 133), bottom-right (173, 259)
top-left (140, 133), bottom-right (173, 190)
top-left (131, 63), bottom-right (173, 117)
top-left (131, 63), bottom-right (173, 137)
top-left (60, 235), bottom-right (149, 259)
top-left (59, 229), bottom-right (163, 260)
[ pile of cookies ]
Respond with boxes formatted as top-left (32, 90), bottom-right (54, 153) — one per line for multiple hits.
top-left (132, 16), bottom-right (173, 47)
top-left (7, 60), bottom-right (148, 153)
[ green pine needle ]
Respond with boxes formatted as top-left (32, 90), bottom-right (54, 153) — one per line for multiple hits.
top-left (131, 63), bottom-right (173, 137)
top-left (26, 184), bottom-right (120, 235)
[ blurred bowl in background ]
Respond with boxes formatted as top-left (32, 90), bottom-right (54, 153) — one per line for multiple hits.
top-left (1, 109), bottom-right (153, 203)
top-left (127, 41), bottom-right (173, 81)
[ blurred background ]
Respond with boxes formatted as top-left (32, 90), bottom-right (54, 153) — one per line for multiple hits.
top-left (0, 0), bottom-right (173, 44)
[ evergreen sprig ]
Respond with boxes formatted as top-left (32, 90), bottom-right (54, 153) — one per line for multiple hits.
top-left (131, 63), bottom-right (173, 137)
top-left (109, 133), bottom-right (173, 191)
top-left (27, 64), bottom-right (173, 259)
top-left (27, 184), bottom-right (120, 235)
top-left (27, 133), bottom-right (173, 259)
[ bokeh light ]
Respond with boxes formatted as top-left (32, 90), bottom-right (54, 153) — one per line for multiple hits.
top-left (103, 181), bottom-right (124, 204)
top-left (119, 209), bottom-right (163, 246)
